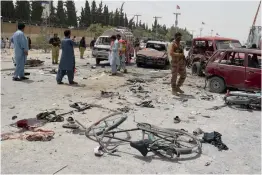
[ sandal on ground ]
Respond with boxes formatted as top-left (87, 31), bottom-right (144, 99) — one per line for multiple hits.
top-left (173, 116), bottom-right (181, 123)
top-left (13, 77), bottom-right (22, 81)
top-left (62, 123), bottom-right (79, 129)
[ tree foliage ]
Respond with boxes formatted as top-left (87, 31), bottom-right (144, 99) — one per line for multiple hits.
top-left (1, 1), bottom-right (15, 20)
top-left (56, 1), bottom-right (66, 26)
top-left (31, 1), bottom-right (44, 22)
top-left (65, 0), bottom-right (78, 27)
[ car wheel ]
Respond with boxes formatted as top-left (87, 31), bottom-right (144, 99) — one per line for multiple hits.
top-left (96, 58), bottom-right (100, 65)
top-left (137, 63), bottom-right (142, 67)
top-left (191, 62), bottom-right (204, 76)
top-left (209, 76), bottom-right (226, 93)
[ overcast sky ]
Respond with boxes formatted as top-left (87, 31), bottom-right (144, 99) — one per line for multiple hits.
top-left (53, 0), bottom-right (261, 43)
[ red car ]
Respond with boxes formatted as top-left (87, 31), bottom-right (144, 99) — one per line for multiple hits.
top-left (205, 48), bottom-right (261, 93)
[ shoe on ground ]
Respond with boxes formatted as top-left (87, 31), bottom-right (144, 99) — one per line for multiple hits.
top-left (13, 77), bottom-right (22, 81)
top-left (176, 87), bottom-right (184, 94)
top-left (172, 89), bottom-right (179, 96)
top-left (110, 73), bottom-right (117, 76)
top-left (57, 82), bottom-right (64, 85)
top-left (69, 81), bottom-right (78, 85)
top-left (21, 77), bottom-right (29, 80)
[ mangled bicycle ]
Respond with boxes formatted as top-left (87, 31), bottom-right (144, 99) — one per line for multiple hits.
top-left (85, 112), bottom-right (202, 159)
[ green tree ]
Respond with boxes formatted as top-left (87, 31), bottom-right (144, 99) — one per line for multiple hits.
top-left (48, 0), bottom-right (57, 25)
top-left (124, 13), bottom-right (128, 27)
top-left (103, 5), bottom-right (109, 26)
top-left (1, 1), bottom-right (15, 19)
top-left (65, 0), bottom-right (78, 27)
top-left (109, 11), bottom-right (114, 26)
top-left (119, 2), bottom-right (125, 27)
top-left (91, 0), bottom-right (97, 23)
top-left (15, 1), bottom-right (30, 21)
top-left (113, 8), bottom-right (119, 27)
top-left (56, 0), bottom-right (66, 26)
top-left (84, 0), bottom-right (91, 27)
top-left (96, 1), bottom-right (103, 25)
top-left (31, 1), bottom-right (43, 22)
top-left (79, 7), bottom-right (85, 28)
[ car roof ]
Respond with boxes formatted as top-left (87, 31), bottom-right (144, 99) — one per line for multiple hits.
top-left (147, 41), bottom-right (167, 45)
top-left (193, 36), bottom-right (239, 41)
top-left (217, 48), bottom-right (261, 54)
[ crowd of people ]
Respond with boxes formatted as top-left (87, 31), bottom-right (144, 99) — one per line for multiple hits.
top-left (9, 23), bottom-right (187, 96)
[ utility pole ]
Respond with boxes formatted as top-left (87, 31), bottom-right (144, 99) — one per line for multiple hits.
top-left (153, 16), bottom-right (162, 39)
top-left (211, 29), bottom-right (213, 36)
top-left (200, 28), bottom-right (203, 37)
top-left (134, 14), bottom-right (141, 27)
top-left (173, 12), bottom-right (181, 33)
top-left (189, 30), bottom-right (195, 39)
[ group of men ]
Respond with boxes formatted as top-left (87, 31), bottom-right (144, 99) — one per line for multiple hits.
top-left (109, 34), bottom-right (128, 75)
top-left (10, 23), bottom-right (187, 95)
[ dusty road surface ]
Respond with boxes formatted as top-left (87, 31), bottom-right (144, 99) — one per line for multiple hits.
top-left (1, 49), bottom-right (261, 174)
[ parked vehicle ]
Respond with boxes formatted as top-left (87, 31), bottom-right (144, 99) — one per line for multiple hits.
top-left (136, 41), bottom-right (169, 68)
top-left (187, 37), bottom-right (242, 76)
top-left (92, 27), bottom-right (134, 65)
top-left (205, 48), bottom-right (261, 93)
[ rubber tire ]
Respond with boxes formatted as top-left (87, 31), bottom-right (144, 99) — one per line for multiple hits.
top-left (96, 58), bottom-right (100, 65)
top-left (85, 112), bottom-right (127, 138)
top-left (191, 62), bottom-right (203, 76)
top-left (137, 63), bottom-right (142, 67)
top-left (209, 76), bottom-right (226, 93)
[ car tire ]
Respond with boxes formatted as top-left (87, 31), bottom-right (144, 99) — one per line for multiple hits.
top-left (191, 62), bottom-right (204, 76)
top-left (96, 58), bottom-right (100, 65)
top-left (137, 63), bottom-right (142, 67)
top-left (209, 76), bottom-right (226, 93)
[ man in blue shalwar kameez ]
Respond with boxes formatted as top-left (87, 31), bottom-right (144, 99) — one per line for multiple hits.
top-left (11, 23), bottom-right (29, 81)
top-left (56, 30), bottom-right (78, 85)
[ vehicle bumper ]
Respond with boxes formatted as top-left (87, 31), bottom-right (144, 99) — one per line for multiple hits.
top-left (136, 56), bottom-right (167, 66)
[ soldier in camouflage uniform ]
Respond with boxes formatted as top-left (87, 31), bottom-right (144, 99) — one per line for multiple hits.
top-left (170, 32), bottom-right (187, 96)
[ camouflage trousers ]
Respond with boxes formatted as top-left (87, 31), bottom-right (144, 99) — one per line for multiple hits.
top-left (171, 57), bottom-right (187, 89)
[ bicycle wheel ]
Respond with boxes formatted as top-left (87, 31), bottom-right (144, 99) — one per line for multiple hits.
top-left (137, 123), bottom-right (201, 158)
top-left (85, 112), bottom-right (127, 139)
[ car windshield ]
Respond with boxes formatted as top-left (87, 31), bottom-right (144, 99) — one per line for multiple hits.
top-left (146, 43), bottom-right (166, 51)
top-left (96, 37), bottom-right (111, 45)
top-left (216, 40), bottom-right (242, 49)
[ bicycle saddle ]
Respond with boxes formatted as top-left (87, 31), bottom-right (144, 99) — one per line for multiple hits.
top-left (130, 139), bottom-right (152, 157)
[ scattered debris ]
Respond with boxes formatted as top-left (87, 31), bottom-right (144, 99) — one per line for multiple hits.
top-left (49, 69), bottom-right (57, 74)
top-left (127, 78), bottom-right (145, 83)
top-left (130, 85), bottom-right (149, 94)
top-left (94, 146), bottom-right (104, 156)
top-left (101, 91), bottom-right (119, 98)
top-left (200, 95), bottom-right (214, 101)
top-left (193, 128), bottom-right (204, 136)
top-left (205, 162), bottom-right (211, 166)
top-left (173, 116), bottom-right (181, 123)
top-left (36, 111), bottom-right (73, 122)
top-left (25, 59), bottom-right (44, 67)
top-left (12, 116), bottom-right (17, 120)
top-left (69, 102), bottom-right (91, 112)
top-left (135, 101), bottom-right (154, 108)
top-left (9, 106), bottom-right (15, 109)
top-left (91, 65), bottom-right (96, 69)
top-left (62, 123), bottom-right (79, 129)
top-left (202, 131), bottom-right (229, 151)
top-left (117, 106), bottom-right (131, 113)
top-left (53, 165), bottom-right (68, 175)
top-left (202, 115), bottom-right (211, 118)
top-left (83, 77), bottom-right (87, 79)
top-left (207, 105), bottom-right (227, 110)
top-left (190, 111), bottom-right (201, 115)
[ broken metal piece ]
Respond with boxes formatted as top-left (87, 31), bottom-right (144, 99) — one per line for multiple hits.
top-left (135, 101), bottom-right (154, 108)
top-left (193, 128), bottom-right (204, 136)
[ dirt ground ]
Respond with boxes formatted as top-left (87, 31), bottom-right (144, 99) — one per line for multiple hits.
top-left (1, 48), bottom-right (261, 174)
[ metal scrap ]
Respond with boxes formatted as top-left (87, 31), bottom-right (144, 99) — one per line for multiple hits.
top-left (127, 78), bottom-right (146, 83)
top-left (101, 91), bottom-right (119, 98)
top-left (117, 106), bottom-right (131, 113)
top-left (200, 94), bottom-right (214, 101)
top-left (135, 100), bottom-right (154, 108)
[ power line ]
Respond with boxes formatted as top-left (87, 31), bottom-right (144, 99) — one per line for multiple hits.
top-left (173, 12), bottom-right (181, 33)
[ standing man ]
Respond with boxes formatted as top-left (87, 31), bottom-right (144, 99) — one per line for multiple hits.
top-left (56, 30), bottom-right (77, 85)
top-left (90, 37), bottom-right (96, 49)
top-left (110, 35), bottom-right (120, 76)
top-left (11, 23), bottom-right (29, 81)
top-left (27, 36), bottom-right (31, 50)
top-left (117, 34), bottom-right (127, 73)
top-left (49, 33), bottom-right (61, 64)
top-left (79, 37), bottom-right (86, 59)
top-left (170, 33), bottom-right (186, 96)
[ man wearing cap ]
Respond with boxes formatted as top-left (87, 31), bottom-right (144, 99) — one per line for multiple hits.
top-left (170, 32), bottom-right (187, 96)
top-left (49, 33), bottom-right (61, 64)
top-left (10, 23), bottom-right (29, 81)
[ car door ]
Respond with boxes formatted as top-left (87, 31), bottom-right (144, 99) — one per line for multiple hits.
top-left (245, 53), bottom-right (261, 90)
top-left (216, 51), bottom-right (246, 88)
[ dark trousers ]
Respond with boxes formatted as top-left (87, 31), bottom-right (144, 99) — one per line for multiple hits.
top-left (56, 69), bottom-right (74, 83)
